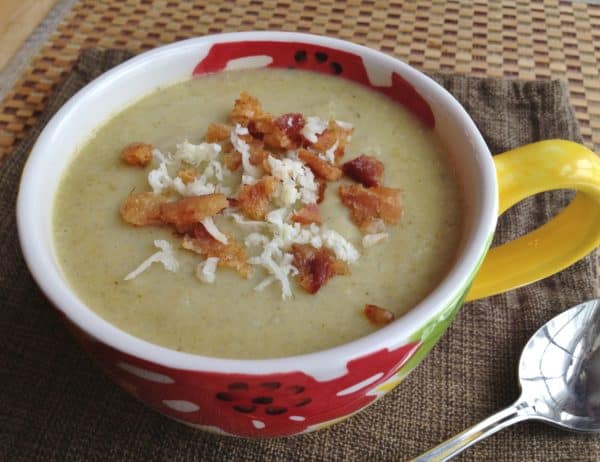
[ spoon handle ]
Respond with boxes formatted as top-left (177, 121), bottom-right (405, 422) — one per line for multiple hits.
top-left (411, 400), bottom-right (532, 461)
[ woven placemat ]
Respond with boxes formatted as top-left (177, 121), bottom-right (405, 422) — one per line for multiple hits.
top-left (0, 0), bottom-right (600, 163)
top-left (1, 48), bottom-right (598, 461)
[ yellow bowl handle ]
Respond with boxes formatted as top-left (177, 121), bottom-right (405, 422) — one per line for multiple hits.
top-left (466, 140), bottom-right (600, 301)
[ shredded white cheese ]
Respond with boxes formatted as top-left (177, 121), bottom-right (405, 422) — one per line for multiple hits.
top-left (124, 240), bottom-right (179, 280)
top-left (267, 155), bottom-right (318, 206)
top-left (321, 229), bottom-right (360, 263)
top-left (172, 176), bottom-right (216, 196)
top-left (196, 257), bottom-right (219, 283)
top-left (148, 143), bottom-right (227, 197)
top-left (174, 140), bottom-right (221, 166)
top-left (148, 161), bottom-right (173, 195)
top-left (135, 115), bottom-right (364, 299)
top-left (152, 148), bottom-right (172, 165)
top-left (301, 116), bottom-right (328, 143)
top-left (224, 210), bottom-right (268, 231)
top-left (231, 124), bottom-right (261, 182)
top-left (248, 241), bottom-right (298, 299)
top-left (362, 232), bottom-right (389, 248)
top-left (246, 207), bottom-right (358, 298)
top-left (265, 207), bottom-right (289, 226)
top-left (201, 217), bottom-right (228, 244)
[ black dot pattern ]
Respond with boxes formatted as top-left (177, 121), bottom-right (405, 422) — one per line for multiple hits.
top-left (330, 62), bottom-right (343, 74)
top-left (219, 381), bottom-right (312, 417)
top-left (315, 51), bottom-right (328, 62)
top-left (294, 50), bottom-right (307, 62)
top-left (260, 381), bottom-right (281, 389)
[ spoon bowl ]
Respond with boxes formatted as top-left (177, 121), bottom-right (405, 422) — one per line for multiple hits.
top-left (414, 298), bottom-right (600, 461)
top-left (519, 298), bottom-right (600, 432)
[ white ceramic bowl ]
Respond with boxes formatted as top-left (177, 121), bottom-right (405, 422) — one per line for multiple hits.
top-left (17, 32), bottom-right (517, 437)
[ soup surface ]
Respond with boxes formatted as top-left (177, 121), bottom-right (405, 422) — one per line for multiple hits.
top-left (53, 68), bottom-right (462, 358)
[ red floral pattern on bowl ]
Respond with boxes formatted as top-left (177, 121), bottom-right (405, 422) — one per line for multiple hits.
top-left (75, 323), bottom-right (419, 437)
top-left (192, 40), bottom-right (435, 129)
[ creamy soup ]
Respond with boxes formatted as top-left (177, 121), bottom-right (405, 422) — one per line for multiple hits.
top-left (53, 69), bottom-right (462, 359)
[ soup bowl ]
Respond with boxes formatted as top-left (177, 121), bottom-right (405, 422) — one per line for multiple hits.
top-left (16, 32), bottom-right (600, 437)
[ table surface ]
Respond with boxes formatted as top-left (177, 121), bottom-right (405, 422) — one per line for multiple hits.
top-left (0, 0), bottom-right (600, 164)
top-left (0, 0), bottom-right (58, 72)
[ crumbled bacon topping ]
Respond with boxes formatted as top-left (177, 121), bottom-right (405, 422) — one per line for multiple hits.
top-left (222, 150), bottom-right (242, 171)
top-left (183, 225), bottom-right (251, 278)
top-left (238, 175), bottom-right (278, 220)
top-left (270, 112), bottom-right (305, 147)
top-left (246, 112), bottom-right (306, 151)
top-left (121, 142), bottom-right (153, 167)
top-left (247, 137), bottom-right (270, 165)
top-left (120, 92), bottom-right (404, 303)
top-left (291, 203), bottom-right (322, 225)
top-left (338, 184), bottom-right (403, 232)
top-left (230, 91), bottom-right (264, 126)
top-left (291, 244), bottom-right (348, 294)
top-left (176, 168), bottom-right (197, 185)
top-left (310, 121), bottom-right (353, 160)
top-left (247, 114), bottom-right (273, 140)
top-left (316, 178), bottom-right (327, 204)
top-left (204, 123), bottom-right (231, 142)
top-left (263, 124), bottom-right (298, 151)
top-left (342, 155), bottom-right (384, 187)
top-left (298, 149), bottom-right (342, 181)
top-left (120, 192), bottom-right (168, 226)
top-left (160, 194), bottom-right (229, 230)
top-left (364, 304), bottom-right (395, 325)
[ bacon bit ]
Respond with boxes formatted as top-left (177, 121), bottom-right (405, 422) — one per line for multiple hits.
top-left (160, 194), bottom-right (228, 230)
top-left (245, 113), bottom-right (302, 151)
top-left (342, 155), bottom-right (384, 187)
top-left (204, 123), bottom-right (231, 142)
top-left (238, 175), bottom-right (278, 220)
top-left (176, 168), bottom-right (197, 185)
top-left (364, 304), bottom-right (395, 326)
top-left (230, 92), bottom-right (264, 126)
top-left (311, 121), bottom-right (353, 160)
top-left (316, 178), bottom-right (327, 204)
top-left (247, 114), bottom-right (274, 140)
top-left (223, 150), bottom-right (242, 171)
top-left (121, 142), bottom-right (153, 167)
top-left (183, 225), bottom-right (251, 278)
top-left (291, 203), bottom-right (322, 225)
top-left (298, 149), bottom-right (342, 181)
top-left (274, 113), bottom-right (305, 144)
top-left (120, 192), bottom-right (168, 226)
top-left (247, 138), bottom-right (270, 165)
top-left (339, 184), bottom-right (403, 232)
top-left (263, 126), bottom-right (296, 151)
top-left (291, 244), bottom-right (348, 294)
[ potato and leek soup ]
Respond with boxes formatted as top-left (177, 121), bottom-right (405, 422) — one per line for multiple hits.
top-left (53, 68), bottom-right (462, 359)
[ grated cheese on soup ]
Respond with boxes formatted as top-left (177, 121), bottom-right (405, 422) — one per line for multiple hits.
top-left (125, 240), bottom-right (179, 280)
top-left (120, 93), bottom-right (402, 300)
top-left (196, 257), bottom-right (219, 283)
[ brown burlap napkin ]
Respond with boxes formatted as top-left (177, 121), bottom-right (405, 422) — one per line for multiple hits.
top-left (0, 49), bottom-right (598, 461)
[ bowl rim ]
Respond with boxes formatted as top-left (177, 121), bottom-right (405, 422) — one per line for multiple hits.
top-left (17, 31), bottom-right (497, 375)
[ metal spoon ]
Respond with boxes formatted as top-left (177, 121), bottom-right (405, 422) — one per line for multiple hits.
top-left (413, 298), bottom-right (600, 461)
